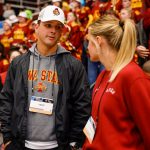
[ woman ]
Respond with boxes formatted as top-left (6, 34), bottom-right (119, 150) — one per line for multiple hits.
top-left (120, 7), bottom-right (132, 21)
top-left (0, 19), bottom-right (13, 56)
top-left (83, 14), bottom-right (150, 150)
top-left (0, 49), bottom-right (21, 85)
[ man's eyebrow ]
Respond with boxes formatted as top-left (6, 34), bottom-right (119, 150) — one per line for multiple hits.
top-left (43, 22), bottom-right (63, 26)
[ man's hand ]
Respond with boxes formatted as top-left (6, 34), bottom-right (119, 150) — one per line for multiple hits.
top-left (136, 45), bottom-right (150, 59)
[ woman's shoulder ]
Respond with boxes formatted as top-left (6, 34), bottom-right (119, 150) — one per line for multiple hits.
top-left (121, 61), bottom-right (145, 77)
top-left (118, 61), bottom-right (150, 84)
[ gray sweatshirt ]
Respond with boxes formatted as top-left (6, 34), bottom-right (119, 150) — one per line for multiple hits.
top-left (26, 43), bottom-right (69, 143)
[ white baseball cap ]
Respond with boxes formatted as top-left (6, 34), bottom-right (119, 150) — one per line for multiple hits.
top-left (18, 11), bottom-right (28, 18)
top-left (38, 5), bottom-right (65, 24)
top-left (9, 15), bottom-right (19, 24)
top-left (52, 0), bottom-right (62, 3)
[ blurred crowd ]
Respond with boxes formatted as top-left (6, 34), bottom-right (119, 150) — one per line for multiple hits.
top-left (0, 0), bottom-right (150, 87)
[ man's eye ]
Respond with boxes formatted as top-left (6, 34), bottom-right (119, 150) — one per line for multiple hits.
top-left (56, 25), bottom-right (63, 30)
top-left (45, 24), bottom-right (52, 28)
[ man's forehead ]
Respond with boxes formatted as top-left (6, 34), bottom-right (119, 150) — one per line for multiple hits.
top-left (43, 20), bottom-right (63, 25)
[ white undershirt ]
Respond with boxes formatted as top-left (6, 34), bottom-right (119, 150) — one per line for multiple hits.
top-left (25, 140), bottom-right (58, 150)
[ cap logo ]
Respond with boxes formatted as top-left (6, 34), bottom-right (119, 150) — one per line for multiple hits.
top-left (53, 8), bottom-right (60, 16)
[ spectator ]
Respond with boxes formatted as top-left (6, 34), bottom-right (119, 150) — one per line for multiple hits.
top-left (83, 14), bottom-right (150, 150)
top-left (52, 0), bottom-right (62, 8)
top-left (27, 20), bottom-right (37, 47)
top-left (0, 43), bottom-right (9, 73)
top-left (12, 11), bottom-right (30, 45)
top-left (119, 7), bottom-right (132, 20)
top-left (8, 15), bottom-right (19, 27)
top-left (0, 19), bottom-right (13, 57)
top-left (0, 49), bottom-right (21, 86)
top-left (136, 2), bottom-right (150, 66)
top-left (121, 0), bottom-right (143, 23)
top-left (0, 5), bottom-right (91, 150)
top-left (18, 44), bottom-right (28, 54)
top-left (2, 4), bottom-right (15, 19)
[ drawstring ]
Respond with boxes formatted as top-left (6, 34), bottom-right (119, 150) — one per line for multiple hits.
top-left (31, 44), bottom-right (58, 99)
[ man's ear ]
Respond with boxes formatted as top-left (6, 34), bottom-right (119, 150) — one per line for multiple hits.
top-left (34, 24), bottom-right (39, 34)
top-left (34, 23), bottom-right (39, 30)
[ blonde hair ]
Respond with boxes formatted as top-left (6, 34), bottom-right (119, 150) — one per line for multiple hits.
top-left (89, 15), bottom-right (137, 82)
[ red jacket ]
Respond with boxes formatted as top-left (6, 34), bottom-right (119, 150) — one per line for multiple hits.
top-left (12, 23), bottom-right (30, 45)
top-left (83, 61), bottom-right (150, 150)
top-left (0, 30), bottom-right (13, 57)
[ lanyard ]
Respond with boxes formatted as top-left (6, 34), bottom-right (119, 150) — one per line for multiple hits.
top-left (92, 72), bottom-right (109, 123)
top-left (31, 45), bottom-right (57, 98)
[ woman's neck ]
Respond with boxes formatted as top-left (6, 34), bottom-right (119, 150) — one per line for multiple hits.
top-left (101, 48), bottom-right (117, 71)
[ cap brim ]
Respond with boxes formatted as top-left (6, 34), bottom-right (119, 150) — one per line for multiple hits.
top-left (40, 18), bottom-right (64, 25)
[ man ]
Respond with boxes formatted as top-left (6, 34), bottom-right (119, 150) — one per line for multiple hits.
top-left (0, 5), bottom-right (91, 150)
top-left (12, 11), bottom-right (30, 45)
top-left (136, 1), bottom-right (150, 66)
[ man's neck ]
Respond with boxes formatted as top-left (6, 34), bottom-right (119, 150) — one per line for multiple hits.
top-left (36, 44), bottom-right (58, 56)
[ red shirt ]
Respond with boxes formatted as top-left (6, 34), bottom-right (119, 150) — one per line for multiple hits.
top-left (67, 21), bottom-right (84, 50)
top-left (83, 61), bottom-right (150, 150)
top-left (12, 23), bottom-right (30, 44)
top-left (0, 30), bottom-right (13, 56)
top-left (0, 59), bottom-right (9, 73)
